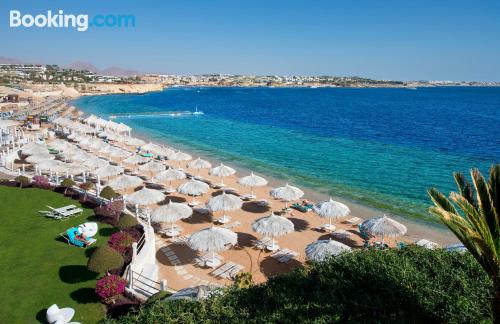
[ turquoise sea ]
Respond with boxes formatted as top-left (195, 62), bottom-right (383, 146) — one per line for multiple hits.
top-left (74, 87), bottom-right (500, 224)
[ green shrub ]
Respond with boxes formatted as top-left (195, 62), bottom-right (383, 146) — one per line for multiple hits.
top-left (103, 247), bottom-right (493, 323)
top-left (100, 186), bottom-right (119, 200)
top-left (145, 291), bottom-right (172, 305)
top-left (60, 178), bottom-right (76, 187)
top-left (14, 176), bottom-right (30, 188)
top-left (233, 272), bottom-right (253, 289)
top-left (87, 245), bottom-right (124, 274)
top-left (117, 214), bottom-right (138, 230)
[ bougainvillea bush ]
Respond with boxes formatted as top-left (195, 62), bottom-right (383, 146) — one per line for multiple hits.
top-left (32, 175), bottom-right (51, 189)
top-left (108, 231), bottom-right (137, 255)
top-left (95, 200), bottom-right (124, 226)
top-left (95, 274), bottom-right (127, 304)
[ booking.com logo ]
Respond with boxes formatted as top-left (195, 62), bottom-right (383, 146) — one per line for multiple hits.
top-left (9, 10), bottom-right (135, 32)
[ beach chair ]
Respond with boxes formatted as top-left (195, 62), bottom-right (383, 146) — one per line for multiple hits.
top-left (415, 239), bottom-right (440, 250)
top-left (59, 223), bottom-right (98, 248)
top-left (345, 217), bottom-right (362, 225)
top-left (46, 304), bottom-right (75, 324)
top-left (170, 234), bottom-right (190, 244)
top-left (291, 203), bottom-right (313, 212)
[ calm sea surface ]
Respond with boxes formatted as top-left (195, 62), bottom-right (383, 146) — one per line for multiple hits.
top-left (74, 87), bottom-right (500, 223)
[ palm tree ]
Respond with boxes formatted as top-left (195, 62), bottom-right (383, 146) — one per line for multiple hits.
top-left (428, 165), bottom-right (499, 322)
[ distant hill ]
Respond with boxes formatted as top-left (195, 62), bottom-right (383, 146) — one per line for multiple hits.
top-left (0, 56), bottom-right (28, 64)
top-left (68, 61), bottom-right (141, 77)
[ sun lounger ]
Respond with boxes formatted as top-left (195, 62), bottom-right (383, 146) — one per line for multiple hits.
top-left (255, 199), bottom-right (270, 207)
top-left (170, 234), bottom-right (190, 244)
top-left (345, 217), bottom-right (362, 225)
top-left (291, 203), bottom-right (313, 212)
top-left (252, 237), bottom-right (273, 250)
top-left (223, 221), bottom-right (241, 229)
top-left (195, 253), bottom-right (223, 267)
top-left (415, 239), bottom-right (440, 250)
top-left (271, 248), bottom-right (298, 263)
top-left (59, 229), bottom-right (96, 248)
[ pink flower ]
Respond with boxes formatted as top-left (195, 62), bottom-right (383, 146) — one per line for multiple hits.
top-left (95, 274), bottom-right (127, 301)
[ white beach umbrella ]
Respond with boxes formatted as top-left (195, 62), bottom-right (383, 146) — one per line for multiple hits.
top-left (125, 137), bottom-right (146, 147)
top-left (360, 215), bottom-right (407, 243)
top-left (188, 227), bottom-right (237, 266)
top-left (169, 151), bottom-right (192, 169)
top-left (209, 163), bottom-right (236, 186)
top-left (187, 157), bottom-right (212, 177)
top-left (94, 165), bottom-right (124, 178)
top-left (123, 154), bottom-right (150, 165)
top-left (107, 147), bottom-right (131, 159)
top-left (26, 153), bottom-right (55, 164)
top-left (177, 179), bottom-right (210, 204)
top-left (151, 201), bottom-right (193, 235)
top-left (138, 161), bottom-right (166, 175)
top-left (207, 192), bottom-right (243, 223)
top-left (68, 152), bottom-right (94, 163)
top-left (270, 183), bottom-right (304, 206)
top-left (252, 213), bottom-right (294, 250)
top-left (20, 143), bottom-right (48, 156)
top-left (83, 157), bottom-right (109, 170)
top-left (154, 168), bottom-right (186, 192)
top-left (238, 172), bottom-right (268, 196)
top-left (305, 239), bottom-right (352, 262)
top-left (108, 174), bottom-right (143, 191)
top-left (126, 187), bottom-right (165, 205)
top-left (313, 198), bottom-right (350, 228)
top-left (141, 142), bottom-right (162, 152)
top-left (116, 123), bottom-right (132, 134)
top-left (36, 160), bottom-right (65, 170)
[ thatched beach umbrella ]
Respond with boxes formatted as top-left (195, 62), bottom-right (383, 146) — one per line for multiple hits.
top-left (360, 215), bottom-right (407, 243)
top-left (238, 172), bottom-right (267, 197)
top-left (138, 161), bottom-right (166, 176)
top-left (170, 151), bottom-right (192, 169)
top-left (270, 183), bottom-right (304, 207)
top-left (123, 154), bottom-right (150, 166)
top-left (209, 163), bottom-right (236, 186)
top-left (313, 198), bottom-right (350, 231)
top-left (188, 227), bottom-right (237, 268)
top-left (207, 192), bottom-right (243, 224)
top-left (26, 153), bottom-right (55, 164)
top-left (83, 157), bottom-right (109, 170)
top-left (177, 179), bottom-right (210, 205)
top-left (126, 187), bottom-right (165, 206)
top-left (20, 143), bottom-right (48, 157)
top-left (125, 137), bottom-right (146, 147)
top-left (305, 239), bottom-right (351, 262)
top-left (94, 165), bottom-right (124, 178)
top-left (108, 175), bottom-right (143, 191)
top-left (154, 168), bottom-right (186, 192)
top-left (151, 201), bottom-right (193, 236)
top-left (187, 157), bottom-right (212, 178)
top-left (252, 213), bottom-right (294, 251)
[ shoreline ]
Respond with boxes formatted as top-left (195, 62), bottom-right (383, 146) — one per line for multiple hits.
top-left (71, 92), bottom-right (458, 245)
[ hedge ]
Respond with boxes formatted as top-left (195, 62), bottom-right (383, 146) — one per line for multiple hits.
top-left (103, 247), bottom-right (493, 323)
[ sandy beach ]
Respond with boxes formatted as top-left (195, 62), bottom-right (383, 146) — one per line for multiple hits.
top-left (2, 92), bottom-right (458, 292)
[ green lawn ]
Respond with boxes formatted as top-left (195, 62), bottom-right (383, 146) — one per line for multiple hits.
top-left (0, 186), bottom-right (116, 323)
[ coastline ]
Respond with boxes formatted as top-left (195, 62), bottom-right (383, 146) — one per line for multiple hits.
top-left (71, 92), bottom-right (458, 245)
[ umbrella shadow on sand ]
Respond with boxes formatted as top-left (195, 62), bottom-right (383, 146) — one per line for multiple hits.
top-left (259, 256), bottom-right (302, 279)
top-left (242, 201), bottom-right (271, 213)
top-left (317, 234), bottom-right (361, 248)
top-left (182, 210), bottom-right (212, 224)
top-left (236, 231), bottom-right (259, 248)
top-left (160, 196), bottom-right (187, 204)
top-left (288, 217), bottom-right (309, 232)
top-left (156, 244), bottom-right (197, 266)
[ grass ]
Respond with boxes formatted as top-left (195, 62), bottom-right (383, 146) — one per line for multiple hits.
top-left (0, 186), bottom-right (117, 323)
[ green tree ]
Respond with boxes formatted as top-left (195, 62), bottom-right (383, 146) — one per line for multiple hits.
top-left (100, 186), bottom-right (118, 200)
top-left (14, 176), bottom-right (30, 189)
top-left (428, 164), bottom-right (499, 322)
top-left (60, 178), bottom-right (76, 195)
top-left (79, 182), bottom-right (94, 201)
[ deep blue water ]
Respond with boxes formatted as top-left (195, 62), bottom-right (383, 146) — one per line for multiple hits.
top-left (74, 87), bottom-right (500, 223)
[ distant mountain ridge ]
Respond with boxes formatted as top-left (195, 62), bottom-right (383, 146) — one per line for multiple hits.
top-left (0, 56), bottom-right (141, 77)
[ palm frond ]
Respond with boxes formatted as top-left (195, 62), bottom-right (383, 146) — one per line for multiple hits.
top-left (454, 172), bottom-right (476, 207)
top-left (471, 168), bottom-right (499, 249)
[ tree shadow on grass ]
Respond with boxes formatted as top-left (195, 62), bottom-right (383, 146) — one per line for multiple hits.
top-left (59, 265), bottom-right (98, 283)
top-left (70, 287), bottom-right (100, 304)
top-left (99, 227), bottom-right (119, 237)
top-left (85, 246), bottom-right (98, 258)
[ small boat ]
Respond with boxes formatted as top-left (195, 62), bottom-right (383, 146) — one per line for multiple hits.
top-left (192, 107), bottom-right (204, 115)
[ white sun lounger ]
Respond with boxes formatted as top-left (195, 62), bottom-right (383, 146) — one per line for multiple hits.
top-left (271, 248), bottom-right (298, 263)
top-left (345, 217), bottom-right (362, 225)
top-left (252, 237), bottom-right (273, 250)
